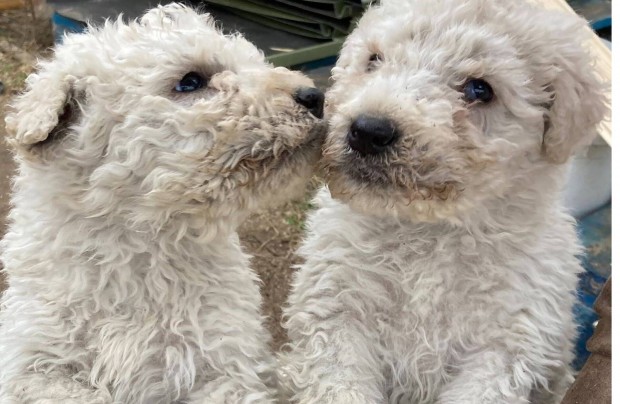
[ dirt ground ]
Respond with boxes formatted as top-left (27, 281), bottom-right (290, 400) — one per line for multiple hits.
top-left (0, 8), bottom-right (329, 350)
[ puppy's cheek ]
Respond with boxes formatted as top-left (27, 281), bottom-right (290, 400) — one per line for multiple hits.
top-left (267, 171), bottom-right (309, 204)
top-left (322, 117), bottom-right (350, 158)
top-left (324, 99), bottom-right (338, 117)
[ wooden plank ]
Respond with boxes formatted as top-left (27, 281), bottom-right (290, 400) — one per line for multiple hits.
top-left (0, 0), bottom-right (25, 11)
top-left (529, 0), bottom-right (611, 145)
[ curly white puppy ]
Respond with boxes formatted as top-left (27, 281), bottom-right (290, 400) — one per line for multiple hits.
top-left (0, 4), bottom-right (324, 403)
top-left (282, 0), bottom-right (608, 403)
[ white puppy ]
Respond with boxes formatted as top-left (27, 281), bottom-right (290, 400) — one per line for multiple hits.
top-left (0, 4), bottom-right (324, 403)
top-left (281, 0), bottom-right (608, 403)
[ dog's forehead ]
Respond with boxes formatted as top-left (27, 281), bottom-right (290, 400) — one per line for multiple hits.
top-left (341, 0), bottom-right (554, 82)
top-left (356, 0), bottom-right (533, 57)
top-left (139, 3), bottom-right (212, 30)
top-left (71, 18), bottom-right (265, 75)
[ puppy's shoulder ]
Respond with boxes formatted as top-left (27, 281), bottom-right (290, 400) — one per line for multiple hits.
top-left (300, 186), bottom-right (370, 246)
top-left (310, 186), bottom-right (342, 211)
top-left (306, 186), bottom-right (361, 229)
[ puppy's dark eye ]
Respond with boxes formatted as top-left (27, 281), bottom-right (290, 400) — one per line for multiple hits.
top-left (462, 79), bottom-right (494, 103)
top-left (367, 53), bottom-right (382, 72)
top-left (175, 72), bottom-right (204, 92)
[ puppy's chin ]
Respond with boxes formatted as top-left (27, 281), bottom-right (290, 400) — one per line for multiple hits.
top-left (325, 171), bottom-right (463, 223)
top-left (246, 130), bottom-right (324, 210)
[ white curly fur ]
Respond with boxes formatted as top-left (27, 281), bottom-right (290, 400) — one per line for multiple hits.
top-left (0, 4), bottom-right (324, 403)
top-left (281, 0), bottom-right (609, 403)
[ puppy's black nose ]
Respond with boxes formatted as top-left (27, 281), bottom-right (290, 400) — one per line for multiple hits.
top-left (294, 87), bottom-right (325, 119)
top-left (347, 115), bottom-right (398, 156)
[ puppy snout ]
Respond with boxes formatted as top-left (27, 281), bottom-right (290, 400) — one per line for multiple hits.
top-left (294, 87), bottom-right (325, 119)
top-left (347, 115), bottom-right (399, 156)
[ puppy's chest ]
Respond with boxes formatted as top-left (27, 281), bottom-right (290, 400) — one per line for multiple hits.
top-left (85, 299), bottom-right (211, 403)
top-left (353, 240), bottom-right (513, 344)
top-left (378, 254), bottom-right (498, 344)
top-left (77, 247), bottom-right (258, 403)
top-left (359, 245), bottom-right (512, 400)
top-left (371, 238), bottom-right (507, 317)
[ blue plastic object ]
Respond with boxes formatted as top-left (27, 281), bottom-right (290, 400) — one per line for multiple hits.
top-left (572, 203), bottom-right (611, 370)
top-left (567, 0), bottom-right (611, 31)
top-left (52, 11), bottom-right (87, 43)
top-left (591, 16), bottom-right (611, 31)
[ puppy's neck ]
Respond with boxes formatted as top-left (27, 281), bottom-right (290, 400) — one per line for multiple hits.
top-left (8, 163), bottom-right (249, 280)
top-left (487, 162), bottom-right (567, 214)
top-left (360, 162), bottom-right (570, 236)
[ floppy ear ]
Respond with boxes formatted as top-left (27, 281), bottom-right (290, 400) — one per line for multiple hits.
top-left (541, 15), bottom-right (609, 164)
top-left (5, 60), bottom-right (79, 155)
